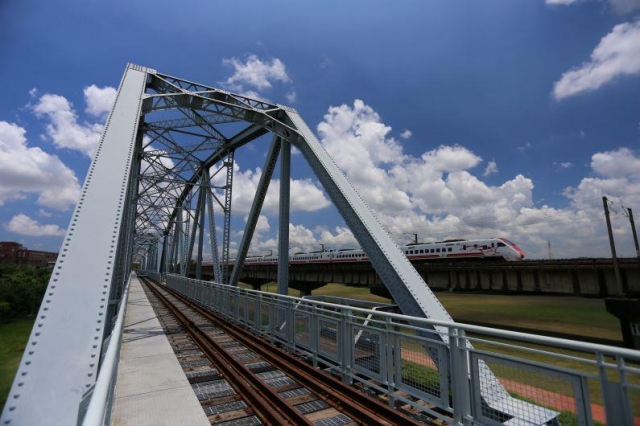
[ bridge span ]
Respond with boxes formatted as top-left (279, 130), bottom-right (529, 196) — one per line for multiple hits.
top-left (2, 64), bottom-right (639, 425)
top-left (227, 258), bottom-right (640, 298)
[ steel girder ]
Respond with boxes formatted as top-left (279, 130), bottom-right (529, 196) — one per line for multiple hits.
top-left (1, 64), bottom-right (149, 425)
top-left (135, 68), bottom-right (539, 423)
top-left (229, 136), bottom-right (281, 287)
top-left (1, 63), bottom-right (536, 426)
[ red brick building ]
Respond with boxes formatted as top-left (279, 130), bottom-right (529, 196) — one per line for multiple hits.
top-left (0, 241), bottom-right (58, 268)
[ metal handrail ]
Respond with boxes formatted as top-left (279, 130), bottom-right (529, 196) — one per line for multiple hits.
top-left (174, 275), bottom-right (640, 360)
top-left (81, 274), bottom-right (132, 426)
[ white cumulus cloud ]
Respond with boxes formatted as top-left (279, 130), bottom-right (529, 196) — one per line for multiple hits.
top-left (591, 147), bottom-right (640, 178)
top-left (546, 0), bottom-right (640, 13)
top-left (285, 91), bottom-right (297, 103)
top-left (545, 0), bottom-right (579, 4)
top-left (84, 84), bottom-right (117, 117)
top-left (220, 55), bottom-right (298, 104)
top-left (222, 54), bottom-right (290, 92)
top-left (211, 162), bottom-right (331, 218)
top-left (6, 214), bottom-right (66, 237)
top-left (553, 20), bottom-right (640, 100)
top-left (33, 93), bottom-right (104, 157)
top-left (0, 121), bottom-right (80, 210)
top-left (483, 161), bottom-right (499, 176)
top-left (309, 99), bottom-right (640, 258)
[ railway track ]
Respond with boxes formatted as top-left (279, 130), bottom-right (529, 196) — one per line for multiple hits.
top-left (139, 276), bottom-right (427, 426)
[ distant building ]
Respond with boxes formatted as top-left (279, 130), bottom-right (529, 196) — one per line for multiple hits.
top-left (0, 241), bottom-right (58, 268)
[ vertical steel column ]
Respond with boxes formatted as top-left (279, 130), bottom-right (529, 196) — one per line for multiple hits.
top-left (187, 187), bottom-right (203, 277)
top-left (626, 207), bottom-right (640, 260)
top-left (171, 217), bottom-right (180, 273)
top-left (277, 140), bottom-right (291, 295)
top-left (153, 242), bottom-right (159, 271)
top-left (222, 150), bottom-right (235, 284)
top-left (229, 137), bottom-right (281, 286)
top-left (178, 204), bottom-right (185, 275)
top-left (159, 233), bottom-right (168, 275)
top-left (196, 178), bottom-right (207, 280)
top-left (603, 196), bottom-right (625, 295)
top-left (183, 199), bottom-right (192, 276)
top-left (204, 168), bottom-right (222, 283)
top-left (147, 243), bottom-right (154, 272)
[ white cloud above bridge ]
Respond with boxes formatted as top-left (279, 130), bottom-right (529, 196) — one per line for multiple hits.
top-left (553, 19), bottom-right (640, 100)
top-left (5, 213), bottom-right (66, 237)
top-left (0, 121), bottom-right (80, 211)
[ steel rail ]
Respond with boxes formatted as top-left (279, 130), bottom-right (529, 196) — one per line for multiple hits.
top-left (140, 277), bottom-right (313, 426)
top-left (156, 280), bottom-right (424, 426)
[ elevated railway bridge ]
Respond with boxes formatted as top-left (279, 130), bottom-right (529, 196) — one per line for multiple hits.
top-left (188, 258), bottom-right (640, 298)
top-left (1, 64), bottom-right (639, 426)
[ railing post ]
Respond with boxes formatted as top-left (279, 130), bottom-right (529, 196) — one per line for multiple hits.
top-left (285, 298), bottom-right (295, 351)
top-left (384, 316), bottom-right (396, 408)
top-left (310, 304), bottom-right (319, 368)
top-left (598, 353), bottom-right (633, 425)
top-left (341, 308), bottom-right (353, 384)
top-left (449, 326), bottom-right (471, 426)
top-left (268, 297), bottom-right (276, 344)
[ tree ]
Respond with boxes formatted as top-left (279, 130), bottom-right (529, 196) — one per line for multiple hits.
top-left (0, 265), bottom-right (51, 321)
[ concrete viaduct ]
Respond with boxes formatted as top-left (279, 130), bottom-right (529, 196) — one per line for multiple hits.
top-left (189, 258), bottom-right (640, 298)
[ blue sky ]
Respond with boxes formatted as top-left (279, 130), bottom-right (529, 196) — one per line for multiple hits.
top-left (1, 0), bottom-right (639, 259)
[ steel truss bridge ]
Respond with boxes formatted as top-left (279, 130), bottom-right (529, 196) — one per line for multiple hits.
top-left (1, 64), bottom-right (638, 426)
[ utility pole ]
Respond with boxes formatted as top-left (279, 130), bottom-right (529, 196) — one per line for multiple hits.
top-left (547, 240), bottom-right (553, 259)
top-left (404, 233), bottom-right (418, 245)
top-left (625, 207), bottom-right (640, 260)
top-left (603, 196), bottom-right (625, 296)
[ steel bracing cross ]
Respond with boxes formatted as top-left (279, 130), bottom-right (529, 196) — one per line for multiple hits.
top-left (1, 64), bottom-right (553, 426)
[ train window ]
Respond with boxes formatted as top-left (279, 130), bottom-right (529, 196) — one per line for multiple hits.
top-left (436, 248), bottom-right (440, 253)
top-left (491, 243), bottom-right (495, 248)
top-left (463, 245), bottom-right (467, 250)
top-left (431, 249), bottom-right (434, 253)
top-left (420, 249), bottom-right (424, 254)
top-left (483, 245), bottom-right (488, 249)
top-left (497, 242), bottom-right (506, 247)
top-left (474, 244), bottom-right (478, 248)
top-left (448, 247), bottom-right (452, 252)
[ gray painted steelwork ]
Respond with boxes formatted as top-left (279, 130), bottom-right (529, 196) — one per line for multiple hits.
top-left (167, 275), bottom-right (640, 426)
top-left (1, 64), bottom-right (149, 425)
top-left (2, 64), bottom-right (566, 425)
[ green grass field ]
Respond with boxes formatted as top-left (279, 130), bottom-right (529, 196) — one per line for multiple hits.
top-left (0, 317), bottom-right (34, 413)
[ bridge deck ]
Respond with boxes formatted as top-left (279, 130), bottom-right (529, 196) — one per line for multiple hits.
top-left (111, 274), bottom-right (209, 426)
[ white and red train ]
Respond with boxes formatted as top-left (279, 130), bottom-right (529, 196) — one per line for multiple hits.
top-left (241, 238), bottom-right (525, 266)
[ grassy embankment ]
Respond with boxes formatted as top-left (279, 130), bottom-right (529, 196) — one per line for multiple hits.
top-left (0, 317), bottom-right (34, 413)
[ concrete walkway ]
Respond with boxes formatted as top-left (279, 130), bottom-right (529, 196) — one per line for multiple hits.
top-left (111, 274), bottom-right (209, 426)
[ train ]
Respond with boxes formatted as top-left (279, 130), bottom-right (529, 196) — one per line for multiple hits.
top-left (241, 238), bottom-right (525, 266)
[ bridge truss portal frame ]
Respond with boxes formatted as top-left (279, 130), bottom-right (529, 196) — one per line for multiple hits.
top-left (3, 64), bottom-right (551, 425)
